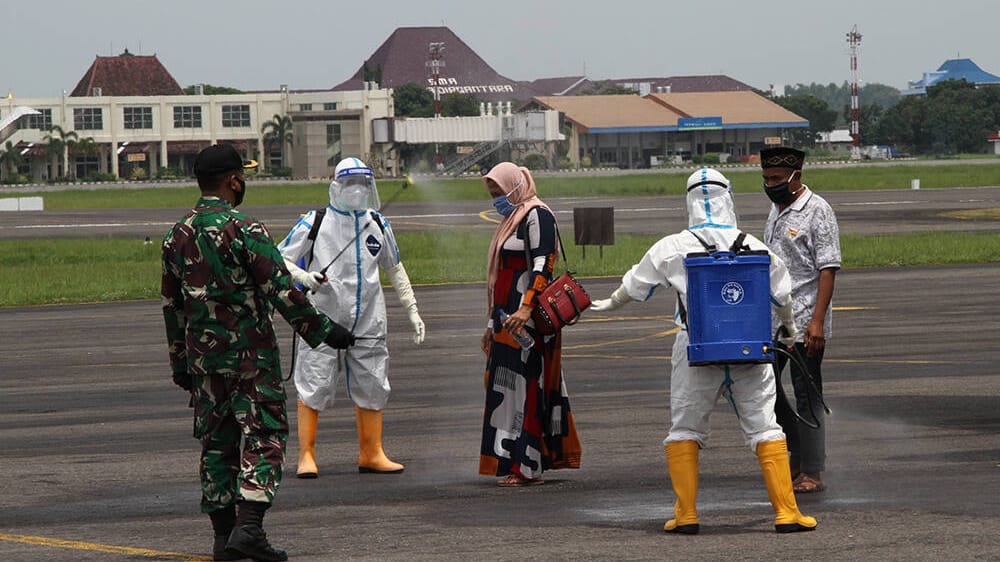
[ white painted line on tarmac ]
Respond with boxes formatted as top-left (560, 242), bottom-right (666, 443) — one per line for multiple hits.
top-left (841, 201), bottom-right (919, 206)
top-left (10, 221), bottom-right (174, 229)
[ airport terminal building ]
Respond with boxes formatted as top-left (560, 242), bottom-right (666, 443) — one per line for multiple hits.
top-left (2, 26), bottom-right (808, 182)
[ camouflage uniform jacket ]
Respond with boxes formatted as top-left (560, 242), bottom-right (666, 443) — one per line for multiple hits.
top-left (162, 196), bottom-right (335, 379)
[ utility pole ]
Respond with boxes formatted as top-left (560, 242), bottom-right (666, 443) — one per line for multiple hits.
top-left (847, 25), bottom-right (862, 161)
top-left (427, 41), bottom-right (445, 171)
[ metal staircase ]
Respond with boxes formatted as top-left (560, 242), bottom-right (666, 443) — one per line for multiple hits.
top-left (437, 139), bottom-right (509, 176)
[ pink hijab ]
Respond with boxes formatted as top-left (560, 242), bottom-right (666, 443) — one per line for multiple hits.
top-left (484, 162), bottom-right (556, 311)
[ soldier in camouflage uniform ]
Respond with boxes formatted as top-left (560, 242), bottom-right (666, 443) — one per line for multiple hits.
top-left (162, 144), bottom-right (355, 562)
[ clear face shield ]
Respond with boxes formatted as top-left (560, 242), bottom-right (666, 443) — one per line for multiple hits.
top-left (329, 173), bottom-right (381, 211)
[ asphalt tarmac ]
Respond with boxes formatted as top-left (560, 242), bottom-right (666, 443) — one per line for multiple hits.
top-left (1, 185), bottom-right (998, 561)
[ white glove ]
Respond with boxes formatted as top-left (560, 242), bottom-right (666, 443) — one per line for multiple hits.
top-left (589, 285), bottom-right (632, 312)
top-left (407, 304), bottom-right (425, 345)
top-left (387, 263), bottom-right (424, 344)
top-left (775, 298), bottom-right (798, 347)
top-left (284, 259), bottom-right (325, 292)
top-left (777, 325), bottom-right (799, 348)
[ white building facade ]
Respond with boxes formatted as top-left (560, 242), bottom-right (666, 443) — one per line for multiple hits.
top-left (2, 87), bottom-right (394, 181)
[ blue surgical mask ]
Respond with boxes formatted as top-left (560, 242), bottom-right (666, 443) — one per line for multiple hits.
top-left (492, 193), bottom-right (517, 216)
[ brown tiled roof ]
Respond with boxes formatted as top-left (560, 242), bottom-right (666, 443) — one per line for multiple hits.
top-left (647, 91), bottom-right (806, 125)
top-left (70, 50), bottom-right (184, 97)
top-left (332, 26), bottom-right (539, 103)
top-left (531, 95), bottom-right (683, 132)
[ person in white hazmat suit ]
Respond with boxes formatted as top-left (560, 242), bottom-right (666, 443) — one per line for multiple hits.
top-left (589, 168), bottom-right (816, 534)
top-left (278, 157), bottom-right (424, 477)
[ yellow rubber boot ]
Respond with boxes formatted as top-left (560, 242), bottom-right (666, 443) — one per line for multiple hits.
top-left (757, 439), bottom-right (817, 533)
top-left (296, 400), bottom-right (320, 479)
top-left (663, 440), bottom-right (700, 534)
top-left (355, 406), bottom-right (404, 474)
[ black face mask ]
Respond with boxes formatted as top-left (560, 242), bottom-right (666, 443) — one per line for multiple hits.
top-left (763, 171), bottom-right (798, 205)
top-left (233, 176), bottom-right (246, 206)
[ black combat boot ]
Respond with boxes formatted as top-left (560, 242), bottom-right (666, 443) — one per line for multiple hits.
top-left (226, 501), bottom-right (287, 562)
top-left (208, 505), bottom-right (242, 561)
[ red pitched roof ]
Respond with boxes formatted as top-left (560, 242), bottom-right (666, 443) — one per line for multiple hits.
top-left (332, 26), bottom-right (538, 102)
top-left (70, 49), bottom-right (184, 97)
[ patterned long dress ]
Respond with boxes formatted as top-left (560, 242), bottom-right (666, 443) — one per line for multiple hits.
top-left (479, 207), bottom-right (582, 479)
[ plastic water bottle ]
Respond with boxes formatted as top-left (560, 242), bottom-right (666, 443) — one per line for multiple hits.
top-left (498, 308), bottom-right (534, 350)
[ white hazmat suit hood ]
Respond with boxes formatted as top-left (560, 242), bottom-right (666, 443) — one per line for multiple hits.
top-left (686, 167), bottom-right (737, 230)
top-left (330, 157), bottom-right (381, 212)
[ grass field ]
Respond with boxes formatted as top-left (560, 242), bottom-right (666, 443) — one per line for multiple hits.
top-left (2, 230), bottom-right (997, 308)
top-left (9, 161), bottom-right (1000, 210)
top-left (1, 163), bottom-right (997, 307)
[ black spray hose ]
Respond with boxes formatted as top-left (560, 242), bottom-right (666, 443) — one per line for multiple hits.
top-left (763, 338), bottom-right (832, 430)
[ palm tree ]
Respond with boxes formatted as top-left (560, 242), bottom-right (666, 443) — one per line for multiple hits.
top-left (261, 114), bottom-right (293, 169)
top-left (43, 125), bottom-right (78, 179)
top-left (0, 140), bottom-right (24, 182)
top-left (69, 136), bottom-right (97, 179)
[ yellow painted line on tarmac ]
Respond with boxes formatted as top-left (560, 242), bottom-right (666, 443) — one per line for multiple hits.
top-left (0, 533), bottom-right (208, 562)
top-left (564, 328), bottom-right (678, 351)
top-left (828, 358), bottom-right (954, 365)
top-left (834, 306), bottom-right (877, 311)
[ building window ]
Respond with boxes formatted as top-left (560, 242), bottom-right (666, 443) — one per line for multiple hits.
top-left (326, 124), bottom-right (342, 167)
top-left (299, 104), bottom-right (312, 111)
top-left (222, 105), bottom-right (251, 127)
top-left (25, 108), bottom-right (53, 130)
top-left (323, 102), bottom-right (337, 111)
top-left (173, 106), bottom-right (202, 128)
top-left (73, 108), bottom-right (103, 130)
top-left (123, 106), bottom-right (153, 129)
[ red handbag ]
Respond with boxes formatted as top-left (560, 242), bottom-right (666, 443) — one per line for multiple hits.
top-left (530, 229), bottom-right (591, 335)
top-left (532, 272), bottom-right (591, 335)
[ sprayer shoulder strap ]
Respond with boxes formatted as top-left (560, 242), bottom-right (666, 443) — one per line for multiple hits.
top-left (686, 229), bottom-right (748, 255)
top-left (729, 231), bottom-right (749, 254)
top-left (678, 229), bottom-right (746, 330)
top-left (369, 210), bottom-right (388, 237)
top-left (517, 209), bottom-right (567, 263)
top-left (306, 208), bottom-right (326, 267)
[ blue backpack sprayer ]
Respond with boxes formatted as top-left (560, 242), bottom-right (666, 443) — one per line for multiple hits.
top-left (681, 230), bottom-right (829, 426)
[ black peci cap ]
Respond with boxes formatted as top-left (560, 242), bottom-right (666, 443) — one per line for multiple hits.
top-left (759, 146), bottom-right (805, 170)
top-left (194, 144), bottom-right (258, 178)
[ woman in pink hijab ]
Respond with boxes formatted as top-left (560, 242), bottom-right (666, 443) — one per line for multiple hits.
top-left (478, 162), bottom-right (581, 487)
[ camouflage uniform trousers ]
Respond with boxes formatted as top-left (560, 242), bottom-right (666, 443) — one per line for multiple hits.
top-left (193, 369), bottom-right (289, 514)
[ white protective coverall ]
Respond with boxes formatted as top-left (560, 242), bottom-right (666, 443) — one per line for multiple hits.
top-left (278, 184), bottom-right (421, 412)
top-left (593, 167), bottom-right (798, 451)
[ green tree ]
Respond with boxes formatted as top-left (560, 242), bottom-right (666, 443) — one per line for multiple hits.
top-left (772, 94), bottom-right (838, 147)
top-left (0, 140), bottom-right (24, 181)
top-left (578, 81), bottom-right (640, 95)
top-left (873, 95), bottom-right (929, 153)
top-left (924, 80), bottom-right (992, 154)
top-left (786, 81), bottom-right (901, 125)
top-left (441, 92), bottom-right (481, 117)
top-left (261, 114), bottom-right (294, 169)
top-left (393, 83), bottom-right (434, 117)
top-left (43, 125), bottom-right (78, 178)
top-left (363, 62), bottom-right (383, 86)
top-left (184, 84), bottom-right (244, 95)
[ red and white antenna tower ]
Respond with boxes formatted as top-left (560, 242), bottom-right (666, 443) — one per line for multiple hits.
top-left (427, 41), bottom-right (445, 169)
top-left (847, 25), bottom-right (862, 160)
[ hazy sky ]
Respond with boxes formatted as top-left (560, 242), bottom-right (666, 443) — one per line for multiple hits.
top-left (4, 1), bottom-right (998, 98)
